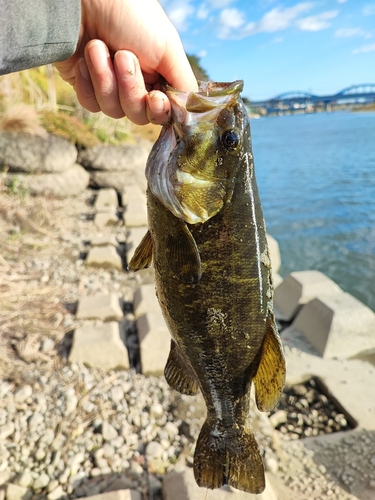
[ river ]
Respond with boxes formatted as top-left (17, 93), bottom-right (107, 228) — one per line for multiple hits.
top-left (251, 111), bottom-right (375, 312)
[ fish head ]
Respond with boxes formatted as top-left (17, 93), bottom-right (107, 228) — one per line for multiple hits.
top-left (146, 80), bottom-right (251, 224)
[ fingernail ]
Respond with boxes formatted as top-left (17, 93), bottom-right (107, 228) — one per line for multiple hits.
top-left (115, 50), bottom-right (136, 79)
top-left (78, 57), bottom-right (90, 80)
top-left (148, 91), bottom-right (166, 114)
top-left (86, 40), bottom-right (110, 71)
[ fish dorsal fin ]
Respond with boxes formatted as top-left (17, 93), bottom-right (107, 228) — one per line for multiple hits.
top-left (253, 313), bottom-right (286, 412)
top-left (166, 221), bottom-right (202, 284)
top-left (164, 340), bottom-right (199, 395)
top-left (128, 230), bottom-right (153, 271)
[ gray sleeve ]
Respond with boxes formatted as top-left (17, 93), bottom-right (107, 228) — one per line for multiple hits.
top-left (0, 0), bottom-right (81, 75)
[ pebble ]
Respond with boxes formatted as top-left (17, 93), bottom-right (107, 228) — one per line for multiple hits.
top-left (0, 422), bottom-right (15, 439)
top-left (33, 472), bottom-right (50, 490)
top-left (0, 190), bottom-right (368, 500)
top-left (101, 421), bottom-right (118, 441)
top-left (14, 385), bottom-right (32, 402)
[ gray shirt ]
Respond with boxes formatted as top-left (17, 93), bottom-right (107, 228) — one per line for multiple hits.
top-left (0, 0), bottom-right (81, 75)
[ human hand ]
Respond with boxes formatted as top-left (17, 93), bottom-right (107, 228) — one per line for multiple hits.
top-left (55, 0), bottom-right (198, 125)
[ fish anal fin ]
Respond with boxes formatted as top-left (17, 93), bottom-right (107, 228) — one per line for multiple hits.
top-left (166, 221), bottom-right (202, 284)
top-left (128, 230), bottom-right (153, 271)
top-left (194, 421), bottom-right (265, 494)
top-left (253, 313), bottom-right (286, 412)
top-left (164, 340), bottom-right (199, 395)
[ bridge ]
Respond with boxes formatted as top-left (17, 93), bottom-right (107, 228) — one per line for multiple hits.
top-left (250, 84), bottom-right (375, 115)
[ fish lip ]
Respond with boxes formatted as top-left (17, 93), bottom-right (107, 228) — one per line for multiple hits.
top-left (166, 79), bottom-right (244, 137)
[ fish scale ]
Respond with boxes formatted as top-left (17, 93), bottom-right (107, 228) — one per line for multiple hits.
top-left (129, 80), bottom-right (286, 494)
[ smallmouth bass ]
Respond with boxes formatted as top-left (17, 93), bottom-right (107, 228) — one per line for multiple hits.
top-left (129, 80), bottom-right (286, 494)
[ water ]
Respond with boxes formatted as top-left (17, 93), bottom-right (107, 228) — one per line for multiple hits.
top-left (250, 111), bottom-right (375, 311)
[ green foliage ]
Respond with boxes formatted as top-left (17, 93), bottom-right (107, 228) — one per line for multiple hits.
top-left (40, 111), bottom-right (100, 148)
top-left (187, 54), bottom-right (209, 81)
top-left (4, 176), bottom-right (28, 198)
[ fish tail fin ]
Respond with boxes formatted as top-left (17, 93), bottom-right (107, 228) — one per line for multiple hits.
top-left (193, 421), bottom-right (265, 494)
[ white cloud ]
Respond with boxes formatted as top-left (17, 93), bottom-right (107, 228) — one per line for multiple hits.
top-left (218, 2), bottom-right (315, 39)
top-left (197, 4), bottom-right (209, 19)
top-left (197, 50), bottom-right (207, 58)
top-left (165, 0), bottom-right (195, 31)
top-left (207, 0), bottom-right (236, 7)
top-left (335, 27), bottom-right (366, 37)
top-left (353, 42), bottom-right (375, 53)
top-left (363, 4), bottom-right (375, 16)
top-left (296, 10), bottom-right (338, 31)
top-left (336, 0), bottom-right (348, 3)
top-left (218, 8), bottom-right (246, 38)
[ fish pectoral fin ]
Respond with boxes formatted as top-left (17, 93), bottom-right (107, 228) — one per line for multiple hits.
top-left (253, 313), bottom-right (286, 412)
top-left (166, 221), bottom-right (202, 283)
top-left (194, 421), bottom-right (265, 494)
top-left (128, 230), bottom-right (153, 271)
top-left (164, 340), bottom-right (199, 395)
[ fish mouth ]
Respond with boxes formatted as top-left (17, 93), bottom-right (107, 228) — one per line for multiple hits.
top-left (166, 80), bottom-right (244, 135)
top-left (146, 80), bottom-right (246, 224)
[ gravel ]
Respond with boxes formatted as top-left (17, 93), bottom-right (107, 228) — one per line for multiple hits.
top-left (1, 189), bottom-right (373, 500)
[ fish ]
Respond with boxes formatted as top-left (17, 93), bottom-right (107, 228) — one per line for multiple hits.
top-left (129, 80), bottom-right (286, 494)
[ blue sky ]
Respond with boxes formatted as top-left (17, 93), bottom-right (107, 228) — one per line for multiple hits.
top-left (159, 0), bottom-right (375, 101)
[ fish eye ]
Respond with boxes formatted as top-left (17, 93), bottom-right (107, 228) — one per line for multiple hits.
top-left (221, 129), bottom-right (240, 150)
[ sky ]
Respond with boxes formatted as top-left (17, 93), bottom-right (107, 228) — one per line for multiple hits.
top-left (158, 0), bottom-right (375, 101)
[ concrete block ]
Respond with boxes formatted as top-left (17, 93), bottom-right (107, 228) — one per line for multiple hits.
top-left (126, 227), bottom-right (150, 266)
top-left (283, 291), bottom-right (375, 359)
top-left (94, 188), bottom-right (119, 209)
top-left (133, 284), bottom-right (157, 318)
top-left (94, 207), bottom-right (119, 228)
top-left (272, 272), bottom-right (283, 290)
top-left (133, 285), bottom-right (170, 375)
top-left (121, 184), bottom-right (146, 205)
top-left (163, 466), bottom-right (278, 500)
top-left (122, 185), bottom-right (148, 227)
top-left (274, 270), bottom-right (341, 322)
top-left (266, 234), bottom-right (281, 273)
top-left (84, 490), bottom-right (141, 500)
top-left (123, 200), bottom-right (148, 227)
top-left (76, 293), bottom-right (124, 321)
top-left (136, 297), bottom-right (170, 375)
top-left (86, 245), bottom-right (123, 271)
top-left (91, 234), bottom-right (119, 247)
top-left (285, 350), bottom-right (375, 430)
top-left (69, 322), bottom-right (129, 370)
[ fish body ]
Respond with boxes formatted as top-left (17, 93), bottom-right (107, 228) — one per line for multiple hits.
top-left (129, 81), bottom-right (285, 494)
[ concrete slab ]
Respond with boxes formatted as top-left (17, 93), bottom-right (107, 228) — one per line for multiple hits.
top-left (266, 234), bottom-right (281, 273)
top-left (123, 200), bottom-right (148, 228)
top-left (91, 234), bottom-right (119, 247)
top-left (121, 184), bottom-right (146, 205)
top-left (122, 185), bottom-right (148, 227)
top-left (134, 288), bottom-right (170, 376)
top-left (274, 270), bottom-right (342, 322)
top-left (133, 284), bottom-right (157, 318)
top-left (94, 188), bottom-right (119, 209)
top-left (69, 322), bottom-right (129, 370)
top-left (94, 208), bottom-right (119, 228)
top-left (83, 490), bottom-right (141, 500)
top-left (284, 347), bottom-right (375, 431)
top-left (76, 293), bottom-right (124, 321)
top-left (163, 466), bottom-right (278, 500)
top-left (86, 245), bottom-right (123, 271)
top-left (283, 292), bottom-right (375, 359)
top-left (136, 310), bottom-right (170, 376)
top-left (302, 429), bottom-right (375, 500)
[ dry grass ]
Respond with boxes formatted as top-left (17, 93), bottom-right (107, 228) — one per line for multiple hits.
top-left (0, 184), bottom-right (68, 381)
top-left (0, 104), bottom-right (47, 137)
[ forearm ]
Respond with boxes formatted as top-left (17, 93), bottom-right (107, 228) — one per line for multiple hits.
top-left (0, 0), bottom-right (81, 75)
